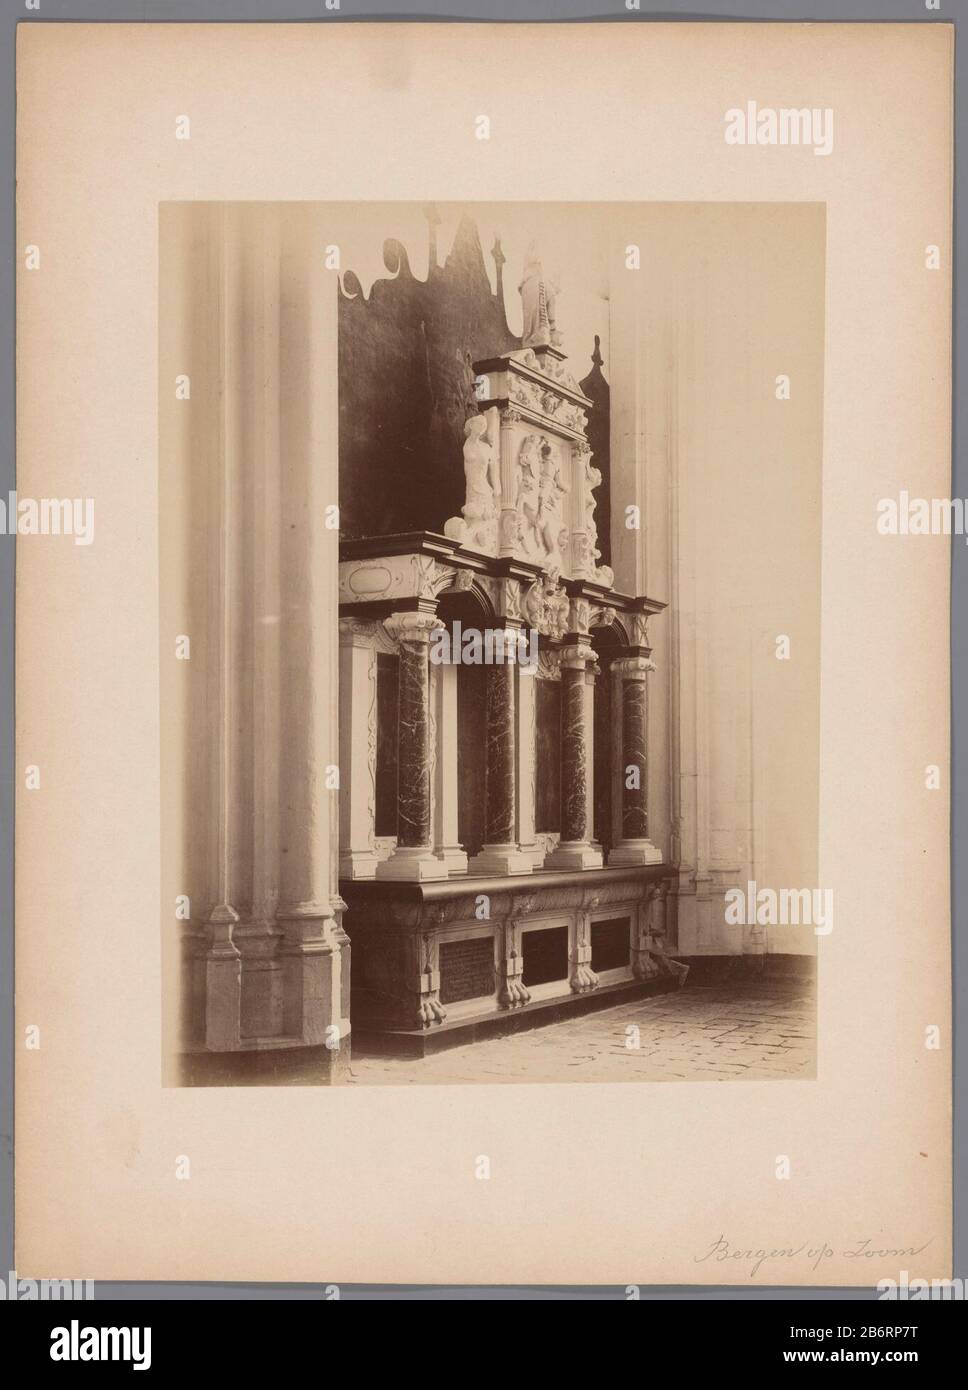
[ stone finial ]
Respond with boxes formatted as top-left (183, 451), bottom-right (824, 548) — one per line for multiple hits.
top-left (491, 234), bottom-right (506, 297)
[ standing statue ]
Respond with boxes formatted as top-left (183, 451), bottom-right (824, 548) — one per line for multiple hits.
top-left (515, 434), bottom-right (543, 556)
top-left (443, 408), bottom-right (501, 554)
top-left (519, 242), bottom-right (562, 349)
top-left (536, 438), bottom-right (569, 563)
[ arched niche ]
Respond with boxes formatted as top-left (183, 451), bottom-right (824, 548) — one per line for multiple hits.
top-left (434, 587), bottom-right (494, 861)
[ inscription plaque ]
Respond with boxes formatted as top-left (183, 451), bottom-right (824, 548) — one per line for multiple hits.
top-left (522, 925), bottom-right (569, 987)
top-left (439, 935), bottom-right (496, 1004)
top-left (591, 916), bottom-right (632, 973)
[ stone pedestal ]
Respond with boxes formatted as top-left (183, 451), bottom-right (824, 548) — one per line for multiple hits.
top-left (203, 905), bottom-right (242, 1051)
top-left (277, 905), bottom-right (340, 1046)
top-left (342, 863), bottom-right (680, 1053)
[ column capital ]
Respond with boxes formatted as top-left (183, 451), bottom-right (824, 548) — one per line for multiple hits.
top-left (492, 575), bottom-right (526, 626)
top-left (559, 640), bottom-right (596, 670)
top-left (338, 616), bottom-right (379, 647)
top-left (612, 654), bottom-right (656, 679)
top-left (383, 610), bottom-right (443, 649)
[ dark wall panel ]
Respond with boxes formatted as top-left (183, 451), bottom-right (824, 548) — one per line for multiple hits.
top-left (535, 678), bottom-right (562, 834)
top-left (339, 214), bottom-right (520, 542)
top-left (457, 661), bottom-right (487, 858)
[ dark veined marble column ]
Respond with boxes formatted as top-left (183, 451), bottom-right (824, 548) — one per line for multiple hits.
top-left (545, 642), bottom-right (604, 870)
top-left (376, 611), bottom-right (448, 882)
top-left (609, 654), bottom-right (663, 866)
top-left (622, 672), bottom-right (648, 839)
top-left (485, 663), bottom-right (515, 844)
top-left (470, 630), bottom-right (533, 876)
top-left (560, 662), bottom-right (587, 842)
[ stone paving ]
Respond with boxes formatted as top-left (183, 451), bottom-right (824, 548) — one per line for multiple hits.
top-left (347, 976), bottom-right (816, 1085)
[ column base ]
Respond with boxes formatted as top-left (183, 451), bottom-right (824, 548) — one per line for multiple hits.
top-left (469, 843), bottom-right (534, 876)
top-left (435, 845), bottom-right (469, 876)
top-left (544, 841), bottom-right (604, 870)
top-left (608, 838), bottom-right (663, 866)
top-left (520, 841), bottom-right (545, 870)
top-left (376, 845), bottom-right (448, 882)
top-left (338, 850), bottom-right (381, 880)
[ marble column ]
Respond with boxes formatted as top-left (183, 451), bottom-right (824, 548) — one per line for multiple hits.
top-left (545, 643), bottom-right (604, 870)
top-left (470, 635), bottom-right (533, 875)
top-left (377, 611), bottom-right (448, 881)
top-left (338, 619), bottom-right (380, 880)
top-left (609, 655), bottom-right (663, 865)
top-left (432, 661), bottom-right (468, 874)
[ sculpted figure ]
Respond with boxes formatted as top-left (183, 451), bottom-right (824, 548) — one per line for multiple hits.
top-left (516, 435), bottom-right (542, 555)
top-left (519, 242), bottom-right (561, 349)
top-left (524, 568), bottom-right (570, 642)
top-left (536, 439), bottom-right (569, 563)
top-left (444, 409), bottom-right (500, 554)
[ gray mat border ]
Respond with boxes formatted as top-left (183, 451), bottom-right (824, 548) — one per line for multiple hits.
top-left (0, 0), bottom-right (962, 1302)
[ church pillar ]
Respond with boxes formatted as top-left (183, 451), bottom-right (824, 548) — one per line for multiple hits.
top-left (377, 611), bottom-right (448, 881)
top-left (201, 205), bottom-right (245, 1051)
top-left (275, 206), bottom-right (346, 1054)
top-left (609, 654), bottom-right (663, 865)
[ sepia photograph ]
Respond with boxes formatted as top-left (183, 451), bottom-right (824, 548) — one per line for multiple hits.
top-left (161, 201), bottom-right (823, 1087)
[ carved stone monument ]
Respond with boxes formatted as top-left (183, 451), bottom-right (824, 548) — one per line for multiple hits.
top-left (444, 249), bottom-right (614, 589)
top-left (337, 232), bottom-right (680, 1054)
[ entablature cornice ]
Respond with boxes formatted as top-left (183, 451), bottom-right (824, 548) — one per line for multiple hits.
top-left (338, 533), bottom-right (668, 651)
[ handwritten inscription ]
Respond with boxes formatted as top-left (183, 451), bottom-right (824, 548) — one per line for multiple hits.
top-left (694, 1235), bottom-right (933, 1279)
